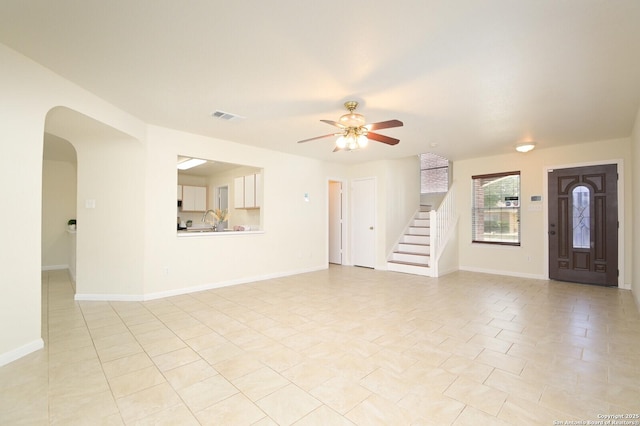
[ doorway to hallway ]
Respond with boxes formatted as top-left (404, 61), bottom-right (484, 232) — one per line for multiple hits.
top-left (328, 180), bottom-right (343, 265)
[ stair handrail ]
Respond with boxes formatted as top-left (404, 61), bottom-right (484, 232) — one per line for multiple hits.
top-left (431, 183), bottom-right (457, 262)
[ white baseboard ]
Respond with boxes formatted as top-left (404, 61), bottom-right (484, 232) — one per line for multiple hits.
top-left (74, 264), bottom-right (328, 302)
top-left (436, 264), bottom-right (460, 277)
top-left (459, 265), bottom-right (546, 280)
top-left (41, 264), bottom-right (68, 271)
top-left (0, 338), bottom-right (44, 367)
top-left (74, 293), bottom-right (143, 302)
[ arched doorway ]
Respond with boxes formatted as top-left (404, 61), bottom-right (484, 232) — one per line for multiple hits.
top-left (42, 134), bottom-right (78, 284)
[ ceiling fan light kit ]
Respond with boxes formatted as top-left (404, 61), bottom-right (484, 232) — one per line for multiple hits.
top-left (298, 101), bottom-right (403, 152)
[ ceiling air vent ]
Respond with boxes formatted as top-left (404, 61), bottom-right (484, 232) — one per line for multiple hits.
top-left (211, 110), bottom-right (244, 121)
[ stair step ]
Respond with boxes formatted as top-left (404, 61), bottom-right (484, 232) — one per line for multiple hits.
top-left (390, 252), bottom-right (429, 264)
top-left (398, 243), bottom-right (430, 254)
top-left (388, 260), bottom-right (430, 267)
top-left (387, 260), bottom-right (432, 276)
top-left (387, 205), bottom-right (436, 277)
top-left (402, 234), bottom-right (429, 244)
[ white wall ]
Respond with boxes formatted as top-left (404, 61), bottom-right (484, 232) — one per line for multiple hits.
top-left (384, 156), bottom-right (422, 257)
top-left (454, 138), bottom-right (633, 286)
top-left (631, 108), bottom-right (640, 308)
top-left (0, 43), bottom-right (146, 365)
top-left (347, 157), bottom-right (421, 268)
top-left (46, 107), bottom-right (147, 298)
top-left (141, 125), bottom-right (331, 297)
top-left (2, 35), bottom-right (636, 368)
top-left (0, 42), bottom-right (336, 364)
top-left (42, 159), bottom-right (76, 269)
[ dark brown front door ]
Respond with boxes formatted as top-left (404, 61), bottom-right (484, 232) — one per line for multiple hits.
top-left (548, 164), bottom-right (618, 286)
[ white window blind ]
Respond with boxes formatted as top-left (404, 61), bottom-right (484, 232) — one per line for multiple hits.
top-left (472, 171), bottom-right (521, 245)
top-left (420, 153), bottom-right (449, 194)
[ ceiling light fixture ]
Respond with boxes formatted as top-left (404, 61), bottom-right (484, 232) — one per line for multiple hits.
top-left (335, 102), bottom-right (369, 150)
top-left (515, 142), bottom-right (536, 153)
top-left (177, 158), bottom-right (207, 170)
top-left (336, 127), bottom-right (368, 151)
top-left (297, 100), bottom-right (402, 151)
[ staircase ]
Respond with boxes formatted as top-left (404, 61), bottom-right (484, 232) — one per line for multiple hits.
top-left (387, 206), bottom-right (432, 276)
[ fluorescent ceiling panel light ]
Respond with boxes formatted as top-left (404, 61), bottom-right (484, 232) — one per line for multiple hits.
top-left (177, 158), bottom-right (207, 170)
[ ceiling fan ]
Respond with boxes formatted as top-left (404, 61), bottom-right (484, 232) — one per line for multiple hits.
top-left (297, 101), bottom-right (403, 151)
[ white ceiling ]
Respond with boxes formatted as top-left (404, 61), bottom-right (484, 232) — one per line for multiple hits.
top-left (2, 1), bottom-right (640, 163)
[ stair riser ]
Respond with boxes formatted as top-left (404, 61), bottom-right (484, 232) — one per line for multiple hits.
top-left (391, 253), bottom-right (429, 264)
top-left (413, 219), bottom-right (430, 227)
top-left (402, 235), bottom-right (429, 244)
top-left (398, 243), bottom-right (430, 254)
top-left (409, 227), bottom-right (430, 235)
top-left (387, 262), bottom-right (433, 276)
top-left (416, 212), bottom-right (430, 219)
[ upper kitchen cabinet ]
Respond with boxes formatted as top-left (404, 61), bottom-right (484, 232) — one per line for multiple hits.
top-left (234, 173), bottom-right (261, 209)
top-left (181, 185), bottom-right (207, 211)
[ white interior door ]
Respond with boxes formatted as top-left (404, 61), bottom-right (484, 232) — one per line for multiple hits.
top-left (328, 181), bottom-right (342, 264)
top-left (352, 178), bottom-right (376, 268)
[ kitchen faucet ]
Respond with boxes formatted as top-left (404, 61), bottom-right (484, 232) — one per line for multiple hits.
top-left (201, 210), bottom-right (216, 228)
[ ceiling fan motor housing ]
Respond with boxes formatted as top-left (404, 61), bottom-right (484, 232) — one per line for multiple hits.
top-left (339, 102), bottom-right (366, 128)
top-left (296, 100), bottom-right (402, 150)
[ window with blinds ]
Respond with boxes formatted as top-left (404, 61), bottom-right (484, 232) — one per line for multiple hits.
top-left (420, 153), bottom-right (449, 194)
top-left (472, 171), bottom-right (521, 245)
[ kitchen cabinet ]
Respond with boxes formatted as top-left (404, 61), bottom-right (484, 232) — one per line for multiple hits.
top-left (177, 185), bottom-right (183, 201)
top-left (234, 177), bottom-right (244, 208)
top-left (181, 185), bottom-right (207, 211)
top-left (254, 173), bottom-right (262, 208)
top-left (234, 173), bottom-right (261, 209)
top-left (244, 174), bottom-right (255, 208)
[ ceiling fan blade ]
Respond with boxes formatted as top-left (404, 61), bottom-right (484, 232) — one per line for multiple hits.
top-left (320, 119), bottom-right (346, 129)
top-left (365, 119), bottom-right (403, 131)
top-left (367, 132), bottom-right (400, 145)
top-left (297, 133), bottom-right (341, 144)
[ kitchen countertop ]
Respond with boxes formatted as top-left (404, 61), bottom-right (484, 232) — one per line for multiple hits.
top-left (177, 229), bottom-right (264, 237)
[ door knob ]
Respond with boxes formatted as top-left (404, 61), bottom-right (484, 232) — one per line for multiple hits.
top-left (369, 226), bottom-right (374, 230)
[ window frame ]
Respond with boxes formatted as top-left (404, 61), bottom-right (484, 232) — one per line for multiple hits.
top-left (471, 170), bottom-right (521, 246)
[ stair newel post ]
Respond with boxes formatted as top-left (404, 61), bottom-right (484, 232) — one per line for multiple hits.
top-left (430, 208), bottom-right (438, 276)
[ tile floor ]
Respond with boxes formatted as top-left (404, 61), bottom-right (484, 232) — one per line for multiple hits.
top-left (1, 266), bottom-right (639, 425)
